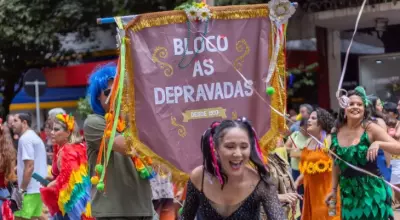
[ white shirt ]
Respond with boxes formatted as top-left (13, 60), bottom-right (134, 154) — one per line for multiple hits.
top-left (17, 129), bottom-right (48, 194)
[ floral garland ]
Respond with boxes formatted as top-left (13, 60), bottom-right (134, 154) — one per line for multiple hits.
top-left (181, 1), bottom-right (212, 22)
top-left (55, 113), bottom-right (75, 132)
top-left (299, 160), bottom-right (332, 175)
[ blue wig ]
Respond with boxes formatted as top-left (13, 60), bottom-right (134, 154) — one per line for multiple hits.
top-left (87, 63), bottom-right (117, 115)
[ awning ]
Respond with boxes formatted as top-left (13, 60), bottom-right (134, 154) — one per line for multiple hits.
top-left (43, 60), bottom-right (117, 87)
top-left (0, 87), bottom-right (87, 111)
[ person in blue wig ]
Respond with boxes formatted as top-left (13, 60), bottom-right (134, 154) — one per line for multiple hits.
top-left (83, 63), bottom-right (154, 220)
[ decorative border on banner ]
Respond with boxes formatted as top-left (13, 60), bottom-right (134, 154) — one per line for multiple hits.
top-left (259, 23), bottom-right (287, 158)
top-left (123, 38), bottom-right (189, 185)
top-left (122, 4), bottom-right (286, 184)
top-left (126, 4), bottom-right (269, 32)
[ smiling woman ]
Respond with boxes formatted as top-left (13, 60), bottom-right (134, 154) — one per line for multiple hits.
top-left (327, 86), bottom-right (400, 220)
top-left (180, 118), bottom-right (285, 220)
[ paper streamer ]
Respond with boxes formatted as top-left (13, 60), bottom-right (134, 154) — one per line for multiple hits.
top-left (336, 0), bottom-right (367, 108)
top-left (197, 24), bottom-right (400, 194)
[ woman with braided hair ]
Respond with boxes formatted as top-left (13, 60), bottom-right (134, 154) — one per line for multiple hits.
top-left (180, 118), bottom-right (284, 220)
top-left (326, 86), bottom-right (400, 220)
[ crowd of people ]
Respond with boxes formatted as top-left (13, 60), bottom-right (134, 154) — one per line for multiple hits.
top-left (0, 62), bottom-right (400, 220)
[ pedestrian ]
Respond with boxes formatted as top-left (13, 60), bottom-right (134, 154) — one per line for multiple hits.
top-left (84, 63), bottom-right (154, 220)
top-left (326, 87), bottom-right (400, 220)
top-left (40, 113), bottom-right (93, 219)
top-left (0, 120), bottom-right (17, 219)
top-left (295, 108), bottom-right (340, 220)
top-left (12, 113), bottom-right (47, 220)
top-left (180, 118), bottom-right (284, 219)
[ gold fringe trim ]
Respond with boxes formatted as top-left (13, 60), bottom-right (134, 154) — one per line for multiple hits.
top-left (123, 39), bottom-right (189, 186)
top-left (259, 24), bottom-right (287, 158)
top-left (126, 4), bottom-right (269, 32)
top-left (122, 4), bottom-right (285, 185)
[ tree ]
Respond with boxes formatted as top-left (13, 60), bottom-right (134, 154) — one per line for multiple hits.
top-left (0, 0), bottom-right (185, 118)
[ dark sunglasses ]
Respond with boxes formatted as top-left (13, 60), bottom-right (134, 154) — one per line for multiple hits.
top-left (103, 89), bottom-right (111, 97)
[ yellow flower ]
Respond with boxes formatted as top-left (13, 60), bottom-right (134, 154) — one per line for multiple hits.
top-left (306, 163), bottom-right (315, 174)
top-left (194, 2), bottom-right (206, 8)
top-left (299, 161), bottom-right (306, 174)
top-left (197, 7), bottom-right (211, 22)
top-left (315, 160), bottom-right (328, 173)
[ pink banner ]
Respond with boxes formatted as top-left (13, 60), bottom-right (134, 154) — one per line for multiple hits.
top-left (126, 8), bottom-right (272, 174)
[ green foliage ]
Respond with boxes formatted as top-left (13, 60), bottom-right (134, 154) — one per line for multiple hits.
top-left (287, 62), bottom-right (318, 96)
top-left (175, 0), bottom-right (196, 10)
top-left (76, 98), bottom-right (93, 118)
top-left (0, 0), bottom-right (186, 118)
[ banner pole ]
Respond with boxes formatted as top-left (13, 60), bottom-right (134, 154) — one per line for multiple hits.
top-left (96, 15), bottom-right (137, 25)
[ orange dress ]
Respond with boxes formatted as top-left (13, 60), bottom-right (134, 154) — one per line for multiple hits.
top-left (299, 147), bottom-right (340, 220)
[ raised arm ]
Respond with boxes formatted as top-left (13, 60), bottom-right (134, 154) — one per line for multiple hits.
top-left (368, 123), bottom-right (400, 155)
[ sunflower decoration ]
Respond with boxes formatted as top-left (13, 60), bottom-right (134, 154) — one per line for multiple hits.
top-left (299, 161), bottom-right (306, 174)
top-left (306, 163), bottom-right (315, 174)
top-left (314, 160), bottom-right (329, 173)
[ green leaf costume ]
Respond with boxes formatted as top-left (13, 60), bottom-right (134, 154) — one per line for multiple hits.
top-left (331, 132), bottom-right (394, 220)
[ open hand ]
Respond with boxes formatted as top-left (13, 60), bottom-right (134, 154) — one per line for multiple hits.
top-left (278, 193), bottom-right (302, 204)
top-left (325, 191), bottom-right (337, 205)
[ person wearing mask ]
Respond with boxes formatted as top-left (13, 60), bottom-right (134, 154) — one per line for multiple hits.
top-left (290, 104), bottom-right (313, 133)
top-left (84, 64), bottom-right (153, 220)
top-left (12, 113), bottom-right (47, 220)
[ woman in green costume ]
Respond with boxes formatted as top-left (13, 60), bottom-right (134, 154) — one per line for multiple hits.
top-left (326, 86), bottom-right (400, 220)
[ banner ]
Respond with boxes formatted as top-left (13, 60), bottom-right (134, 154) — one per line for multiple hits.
top-left (122, 4), bottom-right (288, 183)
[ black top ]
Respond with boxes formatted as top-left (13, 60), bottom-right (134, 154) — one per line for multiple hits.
top-left (180, 173), bottom-right (285, 220)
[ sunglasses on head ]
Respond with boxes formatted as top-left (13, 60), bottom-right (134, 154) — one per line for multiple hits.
top-left (103, 89), bottom-right (111, 97)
